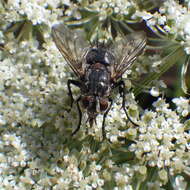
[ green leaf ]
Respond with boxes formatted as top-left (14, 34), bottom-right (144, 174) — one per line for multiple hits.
top-left (133, 46), bottom-right (185, 96)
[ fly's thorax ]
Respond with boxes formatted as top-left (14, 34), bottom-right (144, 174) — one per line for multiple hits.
top-left (86, 47), bottom-right (115, 65)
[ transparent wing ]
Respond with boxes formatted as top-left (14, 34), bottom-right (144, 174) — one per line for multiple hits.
top-left (112, 32), bottom-right (146, 80)
top-left (52, 24), bottom-right (89, 78)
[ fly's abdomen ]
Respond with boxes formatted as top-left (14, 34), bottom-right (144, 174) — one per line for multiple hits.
top-left (86, 66), bottom-right (110, 97)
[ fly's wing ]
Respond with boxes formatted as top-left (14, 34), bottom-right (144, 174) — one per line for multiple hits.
top-left (111, 32), bottom-right (146, 80)
top-left (52, 24), bottom-right (89, 78)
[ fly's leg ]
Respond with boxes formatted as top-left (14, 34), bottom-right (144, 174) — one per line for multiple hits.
top-left (71, 96), bottom-right (82, 136)
top-left (114, 80), bottom-right (138, 126)
top-left (67, 79), bottom-right (81, 109)
top-left (67, 80), bottom-right (82, 136)
top-left (102, 98), bottom-right (113, 140)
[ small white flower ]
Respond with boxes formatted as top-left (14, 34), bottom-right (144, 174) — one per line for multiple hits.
top-left (150, 87), bottom-right (160, 97)
top-left (175, 176), bottom-right (187, 190)
top-left (173, 97), bottom-right (190, 117)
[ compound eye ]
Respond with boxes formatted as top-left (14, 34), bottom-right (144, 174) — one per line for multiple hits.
top-left (99, 98), bottom-right (108, 111)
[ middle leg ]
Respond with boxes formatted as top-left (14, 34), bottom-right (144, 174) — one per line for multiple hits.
top-left (114, 80), bottom-right (138, 126)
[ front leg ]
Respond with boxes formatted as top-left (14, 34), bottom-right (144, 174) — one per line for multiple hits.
top-left (113, 80), bottom-right (138, 126)
top-left (71, 96), bottom-right (82, 136)
top-left (67, 79), bottom-right (81, 109)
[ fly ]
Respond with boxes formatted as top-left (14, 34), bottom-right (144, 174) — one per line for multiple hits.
top-left (52, 24), bottom-right (146, 139)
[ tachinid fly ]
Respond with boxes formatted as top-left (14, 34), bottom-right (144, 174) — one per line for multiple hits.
top-left (52, 24), bottom-right (146, 139)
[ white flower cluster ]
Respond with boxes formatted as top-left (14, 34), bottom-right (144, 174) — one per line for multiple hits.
top-left (160, 0), bottom-right (190, 54)
top-left (103, 92), bottom-right (139, 143)
top-left (130, 98), bottom-right (190, 176)
top-left (135, 0), bottom-right (190, 54)
top-left (1, 36), bottom-right (65, 125)
top-left (0, 0), bottom-right (190, 189)
top-left (173, 97), bottom-right (190, 117)
top-left (0, 125), bottom-right (107, 189)
top-left (90, 0), bottom-right (135, 16)
top-left (3, 0), bottom-right (64, 26)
